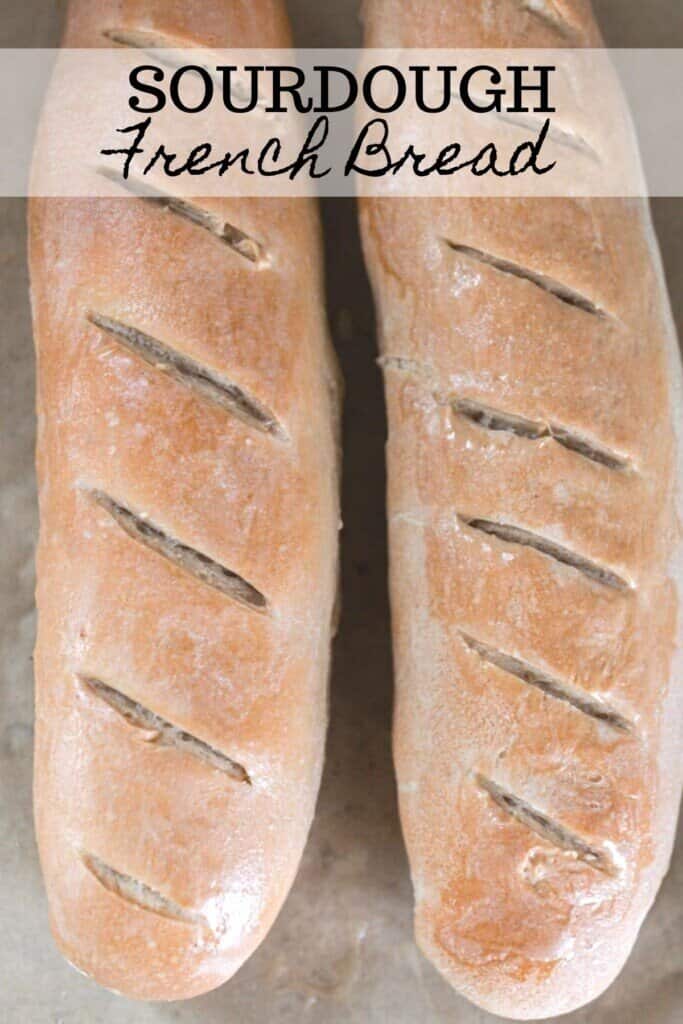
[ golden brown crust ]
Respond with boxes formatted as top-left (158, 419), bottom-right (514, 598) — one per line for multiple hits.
top-left (66, 0), bottom-right (293, 49)
top-left (360, 0), bottom-right (602, 48)
top-left (29, 0), bottom-right (339, 1002)
top-left (360, 1), bottom-right (683, 1018)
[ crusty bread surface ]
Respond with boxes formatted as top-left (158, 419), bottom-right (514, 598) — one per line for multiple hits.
top-left (360, 1), bottom-right (683, 1018)
top-left (29, 0), bottom-right (340, 1001)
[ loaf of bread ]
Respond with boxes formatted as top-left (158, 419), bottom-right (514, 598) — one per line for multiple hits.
top-left (360, 1), bottom-right (683, 1018)
top-left (29, 0), bottom-right (339, 1001)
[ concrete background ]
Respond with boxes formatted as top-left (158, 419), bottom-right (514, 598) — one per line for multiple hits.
top-left (1, 2), bottom-right (682, 1022)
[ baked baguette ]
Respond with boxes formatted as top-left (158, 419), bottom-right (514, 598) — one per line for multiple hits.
top-left (360, 1), bottom-right (683, 1018)
top-left (29, 0), bottom-right (339, 1001)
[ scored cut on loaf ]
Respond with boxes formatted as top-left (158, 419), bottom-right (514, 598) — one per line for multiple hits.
top-left (359, 0), bottom-right (683, 1018)
top-left (29, 0), bottom-right (340, 1001)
